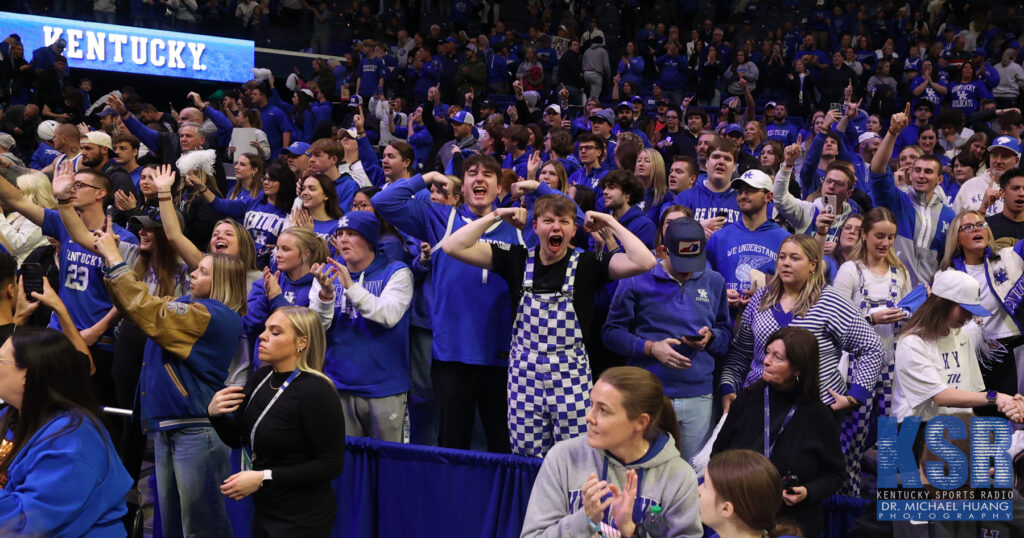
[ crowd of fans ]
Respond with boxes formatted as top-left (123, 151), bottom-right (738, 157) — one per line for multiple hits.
top-left (3, 0), bottom-right (1024, 536)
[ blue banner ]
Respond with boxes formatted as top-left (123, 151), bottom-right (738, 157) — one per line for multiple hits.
top-left (0, 12), bottom-right (254, 83)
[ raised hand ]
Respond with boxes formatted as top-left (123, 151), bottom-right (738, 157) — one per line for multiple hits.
top-left (153, 164), bottom-right (176, 192)
top-left (353, 105), bottom-right (365, 134)
top-left (311, 262), bottom-right (337, 300)
top-left (889, 102), bottom-right (911, 135)
top-left (783, 134), bottom-right (803, 166)
top-left (52, 160), bottom-right (76, 199)
top-left (609, 470), bottom-right (638, 535)
top-left (326, 257), bottom-right (354, 289)
top-left (107, 94), bottom-right (128, 116)
top-left (845, 98), bottom-right (862, 119)
top-left (92, 216), bottom-right (121, 263)
top-left (526, 151), bottom-right (541, 181)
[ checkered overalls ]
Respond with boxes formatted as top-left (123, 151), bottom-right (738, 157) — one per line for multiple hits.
top-left (507, 250), bottom-right (592, 457)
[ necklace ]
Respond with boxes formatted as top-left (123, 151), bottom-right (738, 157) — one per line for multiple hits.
top-left (269, 374), bottom-right (284, 390)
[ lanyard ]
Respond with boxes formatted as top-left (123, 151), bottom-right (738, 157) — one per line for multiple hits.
top-left (763, 385), bottom-right (798, 459)
top-left (245, 369), bottom-right (300, 464)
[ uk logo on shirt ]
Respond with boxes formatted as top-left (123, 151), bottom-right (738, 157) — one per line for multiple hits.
top-left (697, 288), bottom-right (710, 303)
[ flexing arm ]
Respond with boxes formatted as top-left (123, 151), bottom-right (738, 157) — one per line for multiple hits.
top-left (590, 212), bottom-right (657, 279)
top-left (440, 207), bottom-right (527, 270)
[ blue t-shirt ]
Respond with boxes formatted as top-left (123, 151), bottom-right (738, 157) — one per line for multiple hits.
top-left (358, 57), bottom-right (388, 97)
top-left (257, 103), bottom-right (294, 159)
top-left (42, 210), bottom-right (138, 351)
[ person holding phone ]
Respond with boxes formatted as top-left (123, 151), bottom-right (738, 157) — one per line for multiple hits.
top-left (603, 217), bottom-right (732, 461)
top-left (833, 208), bottom-right (911, 429)
top-left (713, 327), bottom-right (844, 538)
top-left (774, 140), bottom-right (861, 247)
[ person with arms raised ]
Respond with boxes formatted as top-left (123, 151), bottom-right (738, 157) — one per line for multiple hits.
top-left (442, 195), bottom-right (655, 456)
top-left (0, 163), bottom-right (136, 413)
top-left (96, 220), bottom-right (246, 538)
top-left (372, 156), bottom-right (538, 451)
top-left (870, 103), bottom-right (956, 286)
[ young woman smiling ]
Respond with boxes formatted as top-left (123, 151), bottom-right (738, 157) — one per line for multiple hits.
top-left (521, 367), bottom-right (702, 538)
top-left (833, 208), bottom-right (911, 421)
top-left (720, 234), bottom-right (883, 496)
top-left (939, 210), bottom-right (1024, 396)
top-left (228, 153), bottom-right (265, 201)
top-left (289, 173), bottom-right (343, 242)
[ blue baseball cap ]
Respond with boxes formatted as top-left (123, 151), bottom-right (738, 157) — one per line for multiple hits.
top-left (348, 94), bottom-right (363, 108)
top-left (448, 110), bottom-right (475, 125)
top-left (589, 108), bottom-right (615, 124)
top-left (973, 47), bottom-right (987, 58)
top-left (336, 211), bottom-right (381, 247)
top-left (616, 101), bottom-right (633, 110)
top-left (989, 135), bottom-right (1021, 156)
top-left (725, 123), bottom-right (743, 135)
top-left (664, 218), bottom-right (706, 273)
top-left (282, 141), bottom-right (311, 156)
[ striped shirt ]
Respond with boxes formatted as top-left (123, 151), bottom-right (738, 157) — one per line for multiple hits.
top-left (720, 286), bottom-right (883, 405)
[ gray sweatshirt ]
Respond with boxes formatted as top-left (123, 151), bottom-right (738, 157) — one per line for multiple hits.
top-left (521, 434), bottom-right (702, 538)
top-left (581, 45), bottom-right (612, 80)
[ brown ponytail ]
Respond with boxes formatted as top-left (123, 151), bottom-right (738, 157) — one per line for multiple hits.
top-left (598, 367), bottom-right (681, 452)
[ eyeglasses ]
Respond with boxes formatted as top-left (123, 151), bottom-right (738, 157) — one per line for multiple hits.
top-left (665, 115), bottom-right (679, 120)
top-left (958, 222), bottom-right (989, 233)
top-left (578, 145), bottom-right (598, 152)
top-left (823, 178), bottom-right (849, 188)
top-left (74, 181), bottom-right (101, 190)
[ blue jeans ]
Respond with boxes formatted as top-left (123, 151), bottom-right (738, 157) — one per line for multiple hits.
top-left (154, 427), bottom-right (234, 538)
top-left (672, 394), bottom-right (713, 462)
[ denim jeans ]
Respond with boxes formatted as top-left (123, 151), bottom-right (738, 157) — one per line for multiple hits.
top-left (154, 427), bottom-right (234, 538)
top-left (672, 394), bottom-right (713, 462)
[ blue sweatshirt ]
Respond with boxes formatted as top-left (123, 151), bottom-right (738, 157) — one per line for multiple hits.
top-left (603, 266), bottom-right (732, 398)
top-left (43, 210), bottom-right (138, 352)
top-left (568, 164), bottom-right (610, 190)
top-left (257, 103), bottom-right (294, 159)
top-left (323, 255), bottom-right (411, 397)
top-left (672, 179), bottom-right (742, 223)
top-left (766, 120), bottom-right (800, 145)
top-left (372, 175), bottom-right (531, 366)
top-left (871, 167), bottom-right (954, 286)
top-left (617, 205), bottom-right (656, 249)
top-left (334, 174), bottom-right (360, 214)
top-left (29, 141), bottom-right (61, 170)
top-left (208, 195), bottom-right (288, 252)
top-left (0, 411), bottom-right (132, 536)
top-left (705, 219), bottom-right (791, 292)
top-left (655, 54), bottom-right (688, 90)
top-left (243, 271), bottom-right (314, 360)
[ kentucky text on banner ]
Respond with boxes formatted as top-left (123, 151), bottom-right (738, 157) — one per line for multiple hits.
top-left (0, 11), bottom-right (254, 83)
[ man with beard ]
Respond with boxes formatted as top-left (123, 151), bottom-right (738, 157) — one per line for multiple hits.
top-left (764, 102), bottom-right (800, 145)
top-left (79, 131), bottom-right (134, 197)
top-left (612, 102), bottom-right (651, 148)
top-left (707, 169), bottom-right (789, 308)
top-left (954, 136), bottom-right (1022, 217)
top-left (441, 193), bottom-right (655, 457)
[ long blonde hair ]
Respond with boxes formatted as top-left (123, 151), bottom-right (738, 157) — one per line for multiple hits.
top-left (16, 173), bottom-right (57, 209)
top-left (939, 209), bottom-right (997, 270)
top-left (758, 234), bottom-right (827, 317)
top-left (637, 148), bottom-right (668, 204)
top-left (206, 253), bottom-right (248, 315)
top-left (848, 207), bottom-right (909, 279)
top-left (275, 306), bottom-right (333, 385)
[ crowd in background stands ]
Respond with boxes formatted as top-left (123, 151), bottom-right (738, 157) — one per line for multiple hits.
top-left (2, 0), bottom-right (1024, 537)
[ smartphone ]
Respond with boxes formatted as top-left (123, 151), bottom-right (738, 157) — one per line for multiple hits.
top-left (681, 334), bottom-right (703, 341)
top-left (715, 210), bottom-right (729, 219)
top-left (21, 263), bottom-right (44, 301)
top-left (823, 194), bottom-right (838, 215)
top-left (829, 102), bottom-right (842, 112)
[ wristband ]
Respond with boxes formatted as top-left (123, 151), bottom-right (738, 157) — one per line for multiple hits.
top-left (587, 517), bottom-right (603, 536)
top-left (157, 190), bottom-right (172, 196)
top-left (158, 195), bottom-right (173, 202)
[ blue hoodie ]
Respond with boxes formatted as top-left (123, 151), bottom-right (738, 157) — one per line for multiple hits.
top-left (29, 140), bottom-right (61, 170)
top-left (0, 412), bottom-right (132, 536)
top-left (871, 167), bottom-right (954, 285)
top-left (766, 120), bottom-right (800, 145)
top-left (323, 255), bottom-right (411, 397)
top-left (243, 271), bottom-right (315, 361)
top-left (616, 205), bottom-right (656, 249)
top-left (672, 179), bottom-right (742, 223)
top-left (372, 175), bottom-right (531, 366)
top-left (705, 219), bottom-right (791, 292)
top-left (604, 266), bottom-right (732, 397)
